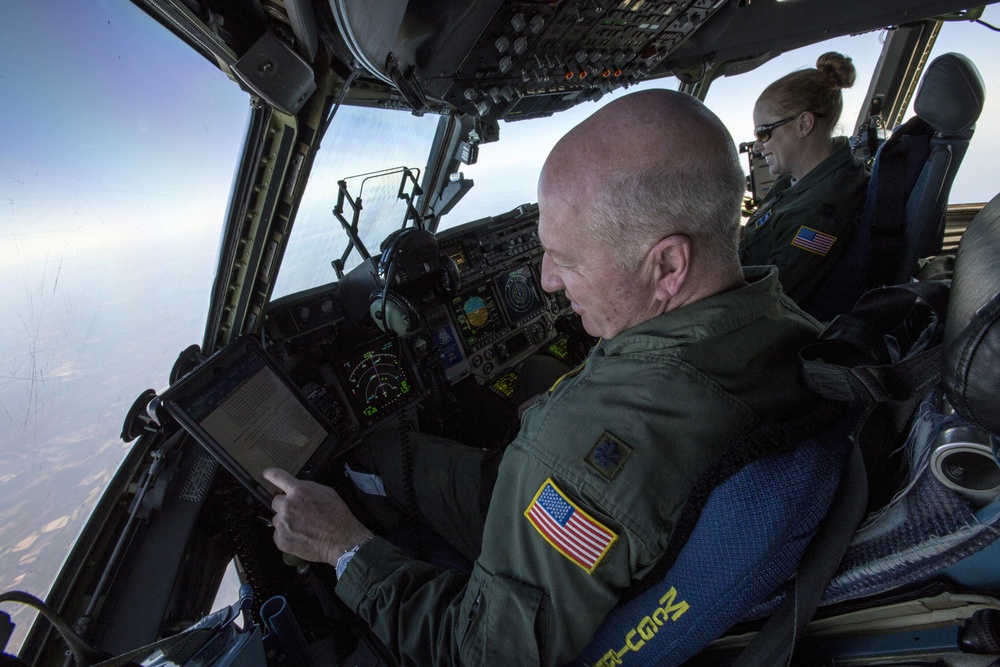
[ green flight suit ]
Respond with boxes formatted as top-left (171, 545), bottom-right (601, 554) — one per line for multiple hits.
top-left (740, 136), bottom-right (869, 319)
top-left (336, 266), bottom-right (822, 666)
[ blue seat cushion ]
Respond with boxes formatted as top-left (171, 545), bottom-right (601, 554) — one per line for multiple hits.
top-left (571, 429), bottom-right (847, 667)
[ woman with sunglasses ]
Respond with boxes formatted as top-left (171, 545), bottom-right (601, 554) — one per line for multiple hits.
top-left (739, 52), bottom-right (870, 321)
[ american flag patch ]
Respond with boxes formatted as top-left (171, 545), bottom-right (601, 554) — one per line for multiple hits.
top-left (525, 479), bottom-right (617, 573)
top-left (790, 225), bottom-right (837, 256)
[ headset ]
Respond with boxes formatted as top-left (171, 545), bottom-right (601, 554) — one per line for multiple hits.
top-left (369, 227), bottom-right (440, 336)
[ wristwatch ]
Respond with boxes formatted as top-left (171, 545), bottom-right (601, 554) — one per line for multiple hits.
top-left (336, 534), bottom-right (374, 579)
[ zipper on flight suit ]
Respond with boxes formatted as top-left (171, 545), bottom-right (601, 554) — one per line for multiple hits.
top-left (467, 593), bottom-right (481, 622)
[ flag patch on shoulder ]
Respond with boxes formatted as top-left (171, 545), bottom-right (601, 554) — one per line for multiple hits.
top-left (790, 225), bottom-right (837, 255)
top-left (524, 478), bottom-right (617, 573)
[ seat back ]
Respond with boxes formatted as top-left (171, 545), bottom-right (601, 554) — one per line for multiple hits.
top-left (852, 53), bottom-right (984, 289)
top-left (799, 193), bottom-right (1000, 657)
top-left (798, 194), bottom-right (1000, 612)
top-left (943, 191), bottom-right (1000, 435)
top-left (571, 420), bottom-right (849, 667)
top-left (895, 53), bottom-right (985, 282)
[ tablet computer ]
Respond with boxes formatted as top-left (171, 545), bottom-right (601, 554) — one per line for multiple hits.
top-left (159, 335), bottom-right (341, 507)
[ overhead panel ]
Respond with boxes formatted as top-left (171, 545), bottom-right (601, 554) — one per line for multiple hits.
top-left (331, 0), bottom-right (728, 122)
top-left (434, 0), bottom-right (727, 121)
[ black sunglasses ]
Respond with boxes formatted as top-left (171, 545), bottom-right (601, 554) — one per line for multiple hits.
top-left (753, 116), bottom-right (795, 143)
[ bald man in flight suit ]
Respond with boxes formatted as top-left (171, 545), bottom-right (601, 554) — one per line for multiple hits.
top-left (264, 89), bottom-right (823, 666)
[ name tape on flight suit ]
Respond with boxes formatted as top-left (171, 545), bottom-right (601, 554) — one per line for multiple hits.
top-left (749, 198), bottom-right (775, 229)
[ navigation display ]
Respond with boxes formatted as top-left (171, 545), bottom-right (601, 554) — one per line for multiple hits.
top-left (495, 264), bottom-right (544, 322)
top-left (337, 338), bottom-right (413, 425)
top-left (450, 283), bottom-right (506, 349)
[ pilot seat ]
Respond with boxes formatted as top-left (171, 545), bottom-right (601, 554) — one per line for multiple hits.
top-left (573, 190), bottom-right (1000, 666)
top-left (808, 52), bottom-right (985, 322)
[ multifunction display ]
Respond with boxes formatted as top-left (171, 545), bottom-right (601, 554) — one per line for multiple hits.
top-left (450, 283), bottom-right (506, 349)
top-left (337, 338), bottom-right (413, 426)
top-left (495, 264), bottom-right (544, 323)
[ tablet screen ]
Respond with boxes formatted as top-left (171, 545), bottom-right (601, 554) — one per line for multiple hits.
top-left (163, 337), bottom-right (333, 503)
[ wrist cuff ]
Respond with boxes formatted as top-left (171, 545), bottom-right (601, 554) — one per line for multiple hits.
top-left (335, 534), bottom-right (374, 579)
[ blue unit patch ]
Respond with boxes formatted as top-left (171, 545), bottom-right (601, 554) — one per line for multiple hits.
top-left (585, 431), bottom-right (633, 480)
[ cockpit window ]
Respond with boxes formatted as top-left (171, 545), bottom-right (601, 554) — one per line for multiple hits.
top-left (271, 107), bottom-right (441, 298)
top-left (1, 0), bottom-right (248, 647)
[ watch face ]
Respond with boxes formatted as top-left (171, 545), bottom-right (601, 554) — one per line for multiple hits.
top-left (336, 535), bottom-right (375, 578)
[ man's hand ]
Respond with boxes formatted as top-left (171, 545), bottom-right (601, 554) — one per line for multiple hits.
top-left (263, 468), bottom-right (373, 566)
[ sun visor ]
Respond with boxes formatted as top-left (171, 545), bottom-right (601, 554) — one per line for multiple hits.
top-left (329, 0), bottom-right (503, 114)
top-left (329, 0), bottom-right (413, 88)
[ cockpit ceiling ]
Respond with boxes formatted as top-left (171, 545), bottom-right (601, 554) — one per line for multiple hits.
top-left (153, 0), bottom-right (990, 122)
top-left (329, 0), bottom-right (984, 122)
top-left (666, 0), bottom-right (986, 69)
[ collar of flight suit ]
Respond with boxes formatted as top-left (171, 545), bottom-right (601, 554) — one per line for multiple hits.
top-left (595, 266), bottom-right (784, 358)
top-left (781, 135), bottom-right (858, 196)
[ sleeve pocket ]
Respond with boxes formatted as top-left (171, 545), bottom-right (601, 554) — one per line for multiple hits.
top-left (461, 562), bottom-right (548, 667)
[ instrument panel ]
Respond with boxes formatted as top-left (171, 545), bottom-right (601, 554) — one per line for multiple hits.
top-left (433, 204), bottom-right (570, 383)
top-left (261, 203), bottom-right (575, 439)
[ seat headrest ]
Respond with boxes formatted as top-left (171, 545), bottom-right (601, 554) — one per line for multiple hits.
top-left (914, 53), bottom-right (986, 135)
top-left (943, 192), bottom-right (1000, 435)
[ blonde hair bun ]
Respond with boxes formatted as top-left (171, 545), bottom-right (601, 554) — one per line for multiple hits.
top-left (816, 52), bottom-right (857, 90)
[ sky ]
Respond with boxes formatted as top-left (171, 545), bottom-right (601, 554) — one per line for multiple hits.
top-left (1, 0), bottom-right (249, 649)
top-left (1, 0), bottom-right (998, 653)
